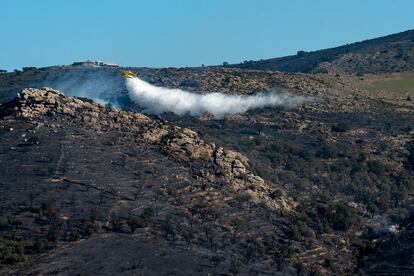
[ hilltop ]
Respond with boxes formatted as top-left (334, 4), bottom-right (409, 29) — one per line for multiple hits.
top-left (232, 29), bottom-right (414, 74)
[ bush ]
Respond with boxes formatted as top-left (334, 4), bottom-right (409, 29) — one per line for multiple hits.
top-left (331, 123), bottom-right (350, 133)
top-left (251, 164), bottom-right (272, 180)
top-left (289, 221), bottom-right (315, 240)
top-left (2, 252), bottom-right (26, 264)
top-left (289, 225), bottom-right (301, 240)
top-left (330, 203), bottom-right (359, 231)
top-left (47, 226), bottom-right (61, 243)
top-left (298, 149), bottom-right (313, 161)
top-left (229, 260), bottom-right (241, 275)
top-left (316, 143), bottom-right (337, 159)
top-left (127, 216), bottom-right (143, 233)
top-left (89, 208), bottom-right (102, 222)
top-left (269, 189), bottom-right (283, 199)
top-left (280, 243), bottom-right (293, 258)
top-left (109, 213), bottom-right (122, 232)
top-left (0, 239), bottom-right (30, 264)
top-left (297, 223), bottom-right (315, 238)
top-left (367, 160), bottom-right (383, 175)
top-left (84, 221), bottom-right (100, 236)
top-left (69, 229), bottom-right (81, 241)
top-left (41, 201), bottom-right (54, 217)
top-left (31, 238), bottom-right (49, 253)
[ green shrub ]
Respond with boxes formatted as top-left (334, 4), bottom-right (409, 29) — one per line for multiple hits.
top-left (2, 252), bottom-right (26, 264)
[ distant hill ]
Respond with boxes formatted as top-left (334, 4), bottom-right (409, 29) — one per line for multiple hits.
top-left (0, 65), bottom-right (330, 102)
top-left (232, 29), bottom-right (414, 74)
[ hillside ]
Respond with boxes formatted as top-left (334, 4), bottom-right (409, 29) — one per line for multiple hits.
top-left (0, 74), bottom-right (413, 274)
top-left (232, 29), bottom-right (414, 74)
top-left (1, 87), bottom-right (367, 275)
top-left (0, 29), bottom-right (414, 275)
top-left (0, 88), bottom-right (293, 274)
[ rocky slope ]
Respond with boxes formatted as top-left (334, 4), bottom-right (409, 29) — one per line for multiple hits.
top-left (150, 69), bottom-right (414, 275)
top-left (0, 59), bottom-right (413, 274)
top-left (0, 87), bottom-right (365, 275)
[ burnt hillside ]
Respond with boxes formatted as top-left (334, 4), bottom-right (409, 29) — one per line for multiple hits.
top-left (1, 79), bottom-right (413, 274)
top-left (0, 88), bottom-right (339, 275)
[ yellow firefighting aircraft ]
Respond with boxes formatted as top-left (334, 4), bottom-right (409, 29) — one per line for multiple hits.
top-left (120, 70), bottom-right (138, 78)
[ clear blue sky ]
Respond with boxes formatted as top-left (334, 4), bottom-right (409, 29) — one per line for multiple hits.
top-left (1, 0), bottom-right (413, 71)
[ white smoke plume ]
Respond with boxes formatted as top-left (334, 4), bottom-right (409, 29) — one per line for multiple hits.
top-left (38, 69), bottom-right (125, 107)
top-left (126, 77), bottom-right (306, 118)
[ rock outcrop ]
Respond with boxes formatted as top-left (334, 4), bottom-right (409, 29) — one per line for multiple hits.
top-left (0, 87), bottom-right (294, 212)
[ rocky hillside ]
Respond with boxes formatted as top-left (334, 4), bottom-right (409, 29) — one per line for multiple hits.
top-left (232, 29), bottom-right (414, 74)
top-left (0, 64), bottom-right (413, 274)
top-left (1, 87), bottom-right (369, 275)
top-left (137, 67), bottom-right (329, 95)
